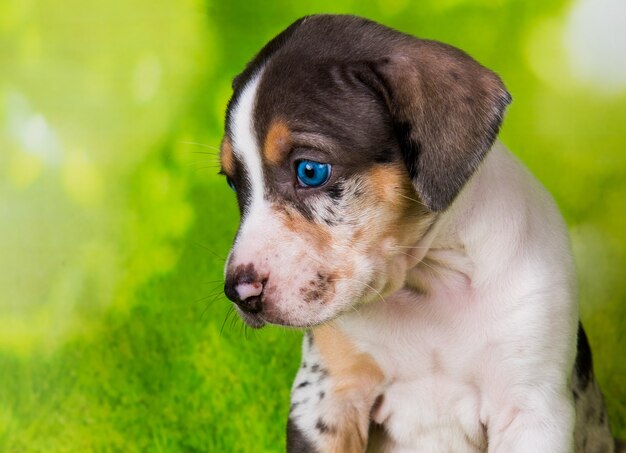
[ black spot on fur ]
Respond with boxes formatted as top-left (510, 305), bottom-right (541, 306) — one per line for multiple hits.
top-left (575, 322), bottom-right (593, 390)
top-left (300, 273), bottom-right (331, 304)
top-left (301, 361), bottom-right (307, 369)
top-left (319, 391), bottom-right (325, 400)
top-left (306, 331), bottom-right (313, 348)
top-left (316, 418), bottom-right (336, 434)
top-left (311, 364), bottom-right (320, 373)
top-left (327, 182), bottom-right (344, 200)
top-left (295, 201), bottom-right (316, 223)
top-left (287, 416), bottom-right (318, 452)
top-left (296, 381), bottom-right (310, 389)
top-left (321, 207), bottom-right (339, 226)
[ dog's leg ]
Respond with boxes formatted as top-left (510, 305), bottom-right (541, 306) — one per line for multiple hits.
top-left (286, 331), bottom-right (333, 453)
top-left (486, 322), bottom-right (618, 453)
top-left (486, 391), bottom-right (576, 453)
top-left (286, 326), bottom-right (385, 453)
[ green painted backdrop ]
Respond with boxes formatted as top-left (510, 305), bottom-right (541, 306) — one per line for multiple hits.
top-left (1, 0), bottom-right (624, 451)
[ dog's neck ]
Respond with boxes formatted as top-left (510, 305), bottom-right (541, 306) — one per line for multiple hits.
top-left (399, 153), bottom-right (485, 298)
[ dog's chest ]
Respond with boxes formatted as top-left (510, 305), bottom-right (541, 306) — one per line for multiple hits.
top-left (339, 285), bottom-right (492, 451)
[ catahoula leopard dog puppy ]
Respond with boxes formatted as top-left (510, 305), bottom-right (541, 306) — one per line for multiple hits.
top-left (219, 14), bottom-right (621, 453)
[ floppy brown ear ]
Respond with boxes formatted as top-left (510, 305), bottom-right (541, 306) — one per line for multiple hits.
top-left (360, 39), bottom-right (511, 212)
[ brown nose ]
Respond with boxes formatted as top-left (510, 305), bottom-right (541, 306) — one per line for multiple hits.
top-left (224, 265), bottom-right (265, 314)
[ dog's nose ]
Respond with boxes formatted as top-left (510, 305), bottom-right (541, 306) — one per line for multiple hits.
top-left (230, 281), bottom-right (264, 313)
top-left (236, 282), bottom-right (263, 301)
top-left (224, 271), bottom-right (265, 314)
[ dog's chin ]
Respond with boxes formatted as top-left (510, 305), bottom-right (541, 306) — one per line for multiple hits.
top-left (237, 312), bottom-right (317, 330)
top-left (236, 307), bottom-right (339, 330)
top-left (237, 311), bottom-right (266, 329)
top-left (238, 305), bottom-right (355, 330)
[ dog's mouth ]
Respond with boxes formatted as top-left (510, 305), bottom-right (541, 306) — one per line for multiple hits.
top-left (224, 258), bottom-right (351, 329)
top-left (229, 274), bottom-right (384, 330)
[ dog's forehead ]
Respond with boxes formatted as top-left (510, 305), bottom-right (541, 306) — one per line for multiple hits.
top-left (224, 15), bottom-right (404, 165)
top-left (255, 64), bottom-right (394, 163)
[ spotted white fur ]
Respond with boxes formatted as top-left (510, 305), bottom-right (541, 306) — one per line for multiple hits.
top-left (289, 333), bottom-right (333, 443)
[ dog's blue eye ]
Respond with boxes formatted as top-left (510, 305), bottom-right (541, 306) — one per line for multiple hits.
top-left (296, 160), bottom-right (331, 188)
top-left (226, 177), bottom-right (236, 192)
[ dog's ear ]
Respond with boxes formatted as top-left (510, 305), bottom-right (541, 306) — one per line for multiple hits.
top-left (358, 40), bottom-right (511, 211)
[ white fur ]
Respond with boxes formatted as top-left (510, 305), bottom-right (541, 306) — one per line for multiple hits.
top-left (230, 71), bottom-right (265, 209)
top-left (338, 143), bottom-right (579, 452)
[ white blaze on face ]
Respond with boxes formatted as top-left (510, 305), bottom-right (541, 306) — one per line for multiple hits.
top-left (227, 71), bottom-right (290, 293)
top-left (226, 70), bottom-right (343, 325)
top-left (227, 70), bottom-right (293, 287)
top-left (230, 71), bottom-right (266, 218)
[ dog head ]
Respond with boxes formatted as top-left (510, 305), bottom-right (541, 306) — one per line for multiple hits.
top-left (220, 15), bottom-right (510, 328)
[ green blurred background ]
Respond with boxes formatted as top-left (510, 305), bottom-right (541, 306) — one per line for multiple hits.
top-left (0, 0), bottom-right (624, 451)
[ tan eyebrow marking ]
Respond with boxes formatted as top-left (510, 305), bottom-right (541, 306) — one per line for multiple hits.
top-left (220, 136), bottom-right (235, 175)
top-left (263, 119), bottom-right (292, 165)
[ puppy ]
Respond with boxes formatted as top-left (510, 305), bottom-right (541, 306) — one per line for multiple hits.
top-left (220, 14), bottom-right (618, 452)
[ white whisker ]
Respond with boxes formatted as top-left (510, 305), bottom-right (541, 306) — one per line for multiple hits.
top-left (391, 245), bottom-right (431, 250)
top-left (330, 276), bottom-right (387, 305)
top-left (394, 191), bottom-right (428, 208)
top-left (180, 141), bottom-right (221, 152)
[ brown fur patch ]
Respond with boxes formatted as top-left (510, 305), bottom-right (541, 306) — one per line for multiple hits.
top-left (368, 165), bottom-right (406, 203)
top-left (220, 137), bottom-right (235, 175)
top-left (368, 163), bottom-right (426, 212)
top-left (263, 119), bottom-right (291, 164)
top-left (353, 162), bottom-right (429, 250)
top-left (313, 324), bottom-right (385, 453)
top-left (273, 205), bottom-right (332, 250)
